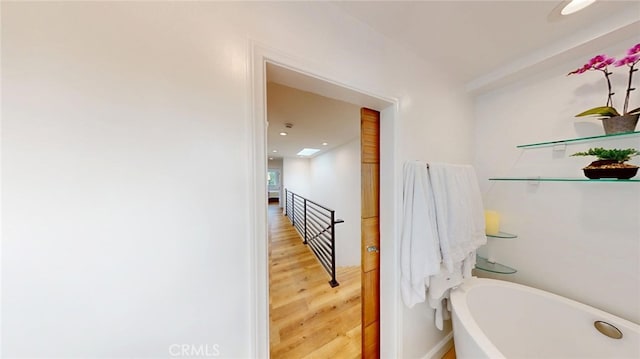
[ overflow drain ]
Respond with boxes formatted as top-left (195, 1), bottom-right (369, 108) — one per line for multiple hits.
top-left (594, 321), bottom-right (623, 339)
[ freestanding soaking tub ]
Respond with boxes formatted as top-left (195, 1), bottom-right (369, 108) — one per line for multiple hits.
top-left (450, 278), bottom-right (640, 359)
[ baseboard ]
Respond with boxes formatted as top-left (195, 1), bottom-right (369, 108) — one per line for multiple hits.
top-left (422, 331), bottom-right (454, 359)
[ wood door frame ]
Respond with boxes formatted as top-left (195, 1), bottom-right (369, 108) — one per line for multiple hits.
top-left (249, 42), bottom-right (401, 358)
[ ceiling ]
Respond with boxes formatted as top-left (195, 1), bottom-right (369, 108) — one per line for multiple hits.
top-left (267, 1), bottom-right (640, 159)
top-left (333, 1), bottom-right (640, 89)
top-left (266, 80), bottom-right (361, 159)
top-left (267, 63), bottom-right (392, 160)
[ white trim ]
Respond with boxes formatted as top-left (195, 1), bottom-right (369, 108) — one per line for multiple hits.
top-left (248, 40), bottom-right (402, 358)
top-left (248, 40), bottom-right (269, 359)
top-left (379, 103), bottom-right (402, 359)
top-left (422, 332), bottom-right (454, 359)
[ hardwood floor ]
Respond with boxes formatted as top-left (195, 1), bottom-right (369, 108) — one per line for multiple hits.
top-left (268, 203), bottom-right (361, 359)
top-left (442, 346), bottom-right (456, 359)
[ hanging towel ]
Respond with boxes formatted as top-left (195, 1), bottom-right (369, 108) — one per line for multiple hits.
top-left (400, 161), bottom-right (441, 308)
top-left (427, 163), bottom-right (487, 273)
top-left (427, 252), bottom-right (477, 330)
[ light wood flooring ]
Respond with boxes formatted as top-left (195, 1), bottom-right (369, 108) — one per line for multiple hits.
top-left (442, 346), bottom-right (456, 359)
top-left (268, 203), bottom-right (361, 359)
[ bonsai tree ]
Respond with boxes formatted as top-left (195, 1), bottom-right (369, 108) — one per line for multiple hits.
top-left (571, 147), bottom-right (639, 163)
top-left (572, 147), bottom-right (639, 179)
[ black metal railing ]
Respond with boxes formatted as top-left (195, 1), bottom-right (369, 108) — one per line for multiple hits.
top-left (284, 188), bottom-right (344, 287)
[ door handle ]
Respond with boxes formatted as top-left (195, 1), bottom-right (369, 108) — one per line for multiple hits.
top-left (367, 245), bottom-right (379, 253)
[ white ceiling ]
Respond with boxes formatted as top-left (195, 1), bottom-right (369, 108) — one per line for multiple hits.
top-left (333, 0), bottom-right (640, 90)
top-left (266, 80), bottom-right (362, 159)
top-left (267, 63), bottom-right (392, 159)
top-left (267, 1), bottom-right (640, 159)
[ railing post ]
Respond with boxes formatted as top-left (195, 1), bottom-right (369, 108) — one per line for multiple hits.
top-left (328, 210), bottom-right (338, 288)
top-left (291, 193), bottom-right (295, 226)
top-left (303, 199), bottom-right (307, 244)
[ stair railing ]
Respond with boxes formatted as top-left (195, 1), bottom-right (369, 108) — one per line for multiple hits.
top-left (284, 188), bottom-right (344, 287)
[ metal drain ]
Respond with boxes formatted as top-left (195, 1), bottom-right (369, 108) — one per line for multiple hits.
top-left (594, 321), bottom-right (623, 339)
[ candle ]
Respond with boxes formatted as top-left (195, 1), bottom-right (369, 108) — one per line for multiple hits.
top-left (485, 210), bottom-right (500, 235)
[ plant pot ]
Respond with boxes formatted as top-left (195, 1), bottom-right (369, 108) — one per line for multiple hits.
top-left (601, 114), bottom-right (639, 135)
top-left (582, 160), bottom-right (639, 179)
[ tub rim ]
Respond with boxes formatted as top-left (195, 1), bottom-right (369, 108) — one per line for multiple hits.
top-left (450, 277), bottom-right (640, 358)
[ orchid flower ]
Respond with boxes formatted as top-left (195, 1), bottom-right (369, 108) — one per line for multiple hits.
top-left (569, 44), bottom-right (640, 118)
top-left (568, 55), bottom-right (616, 110)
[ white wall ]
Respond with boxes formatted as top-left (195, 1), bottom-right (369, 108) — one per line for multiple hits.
top-left (282, 158), bottom-right (310, 198)
top-left (474, 37), bottom-right (640, 324)
top-left (310, 139), bottom-right (361, 267)
top-left (1, 2), bottom-right (475, 357)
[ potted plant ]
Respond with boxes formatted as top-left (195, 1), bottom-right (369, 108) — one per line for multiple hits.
top-left (568, 43), bottom-right (640, 134)
top-left (571, 147), bottom-right (639, 179)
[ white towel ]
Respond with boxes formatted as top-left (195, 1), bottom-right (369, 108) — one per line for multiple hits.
top-left (400, 161), bottom-right (486, 329)
top-left (427, 252), bottom-right (477, 330)
top-left (400, 161), bottom-right (441, 308)
top-left (427, 163), bottom-right (487, 273)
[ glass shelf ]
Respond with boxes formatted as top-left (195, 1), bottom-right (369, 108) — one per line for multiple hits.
top-left (475, 255), bottom-right (517, 274)
top-left (517, 131), bottom-right (640, 148)
top-left (489, 177), bottom-right (640, 182)
top-left (487, 231), bottom-right (517, 239)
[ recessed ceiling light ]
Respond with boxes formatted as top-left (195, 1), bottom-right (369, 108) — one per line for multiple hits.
top-left (279, 132), bottom-right (288, 136)
top-left (297, 148), bottom-right (321, 156)
top-left (269, 157), bottom-right (274, 160)
top-left (272, 150), bottom-right (277, 153)
top-left (322, 142), bottom-right (328, 146)
top-left (561, 0), bottom-right (596, 15)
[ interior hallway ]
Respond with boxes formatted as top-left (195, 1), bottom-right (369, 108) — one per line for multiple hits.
top-left (268, 203), bottom-right (361, 358)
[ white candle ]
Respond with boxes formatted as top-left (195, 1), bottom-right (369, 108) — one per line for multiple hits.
top-left (485, 210), bottom-right (500, 235)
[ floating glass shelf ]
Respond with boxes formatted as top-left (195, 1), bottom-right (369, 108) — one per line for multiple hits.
top-left (489, 177), bottom-right (640, 182)
top-left (517, 131), bottom-right (640, 148)
top-left (486, 231), bottom-right (517, 239)
top-left (475, 255), bottom-right (517, 274)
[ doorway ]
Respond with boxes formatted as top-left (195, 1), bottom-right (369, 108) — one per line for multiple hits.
top-left (267, 168), bottom-right (281, 204)
top-left (250, 48), bottom-right (398, 358)
top-left (265, 66), bottom-right (367, 356)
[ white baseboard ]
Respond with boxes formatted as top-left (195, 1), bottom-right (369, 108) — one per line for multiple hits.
top-left (422, 332), bottom-right (454, 359)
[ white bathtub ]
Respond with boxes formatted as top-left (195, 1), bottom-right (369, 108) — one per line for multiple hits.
top-left (450, 278), bottom-right (640, 359)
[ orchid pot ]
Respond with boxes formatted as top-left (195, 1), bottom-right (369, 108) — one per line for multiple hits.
top-left (602, 113), bottom-right (639, 134)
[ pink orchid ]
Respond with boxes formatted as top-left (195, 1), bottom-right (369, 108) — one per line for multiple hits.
top-left (627, 43), bottom-right (640, 56)
top-left (569, 43), bottom-right (640, 116)
top-left (614, 54), bottom-right (640, 67)
top-left (595, 62), bottom-right (607, 69)
top-left (588, 55), bottom-right (605, 65)
top-left (568, 64), bottom-right (588, 75)
top-left (569, 56), bottom-right (616, 75)
top-left (568, 55), bottom-right (617, 108)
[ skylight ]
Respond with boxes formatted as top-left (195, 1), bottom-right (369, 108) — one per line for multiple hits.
top-left (297, 148), bottom-right (321, 156)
